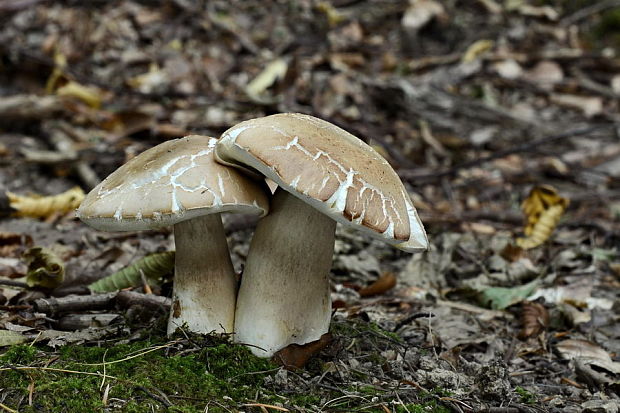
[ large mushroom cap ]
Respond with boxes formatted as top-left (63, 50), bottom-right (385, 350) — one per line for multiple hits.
top-left (78, 135), bottom-right (269, 231)
top-left (215, 113), bottom-right (427, 252)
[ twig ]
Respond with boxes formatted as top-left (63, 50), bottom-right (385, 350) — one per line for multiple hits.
top-left (34, 293), bottom-right (116, 314)
top-left (0, 366), bottom-right (117, 379)
top-left (48, 127), bottom-right (101, 190)
top-left (0, 279), bottom-right (29, 288)
top-left (399, 124), bottom-right (613, 182)
top-left (0, 95), bottom-right (65, 120)
top-left (560, 0), bottom-right (620, 26)
top-left (135, 385), bottom-right (172, 407)
top-left (0, 402), bottom-right (18, 413)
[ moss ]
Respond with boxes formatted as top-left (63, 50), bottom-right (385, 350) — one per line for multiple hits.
top-left (0, 336), bottom-right (280, 413)
top-left (0, 320), bottom-right (424, 411)
top-left (515, 386), bottom-right (537, 404)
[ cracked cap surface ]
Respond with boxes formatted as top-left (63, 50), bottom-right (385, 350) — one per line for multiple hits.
top-left (78, 135), bottom-right (269, 231)
top-left (215, 113), bottom-right (428, 252)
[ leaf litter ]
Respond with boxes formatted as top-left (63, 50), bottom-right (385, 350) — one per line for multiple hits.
top-left (0, 0), bottom-right (619, 412)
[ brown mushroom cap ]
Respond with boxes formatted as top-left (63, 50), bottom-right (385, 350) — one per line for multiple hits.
top-left (78, 135), bottom-right (269, 231)
top-left (215, 113), bottom-right (427, 252)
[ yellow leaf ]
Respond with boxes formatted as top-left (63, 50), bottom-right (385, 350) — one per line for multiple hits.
top-left (516, 185), bottom-right (568, 249)
top-left (23, 246), bottom-right (65, 289)
top-left (56, 81), bottom-right (103, 109)
top-left (245, 59), bottom-right (288, 103)
top-left (7, 187), bottom-right (84, 219)
top-left (316, 2), bottom-right (345, 26)
top-left (461, 39), bottom-right (494, 63)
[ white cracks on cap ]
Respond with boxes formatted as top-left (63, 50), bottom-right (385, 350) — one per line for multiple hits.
top-left (326, 168), bottom-right (355, 212)
top-left (270, 135), bottom-right (404, 232)
top-left (224, 125), bottom-right (252, 142)
top-left (217, 174), bottom-right (226, 197)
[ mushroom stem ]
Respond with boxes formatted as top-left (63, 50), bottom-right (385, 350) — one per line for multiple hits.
top-left (168, 213), bottom-right (237, 335)
top-left (234, 188), bottom-right (336, 357)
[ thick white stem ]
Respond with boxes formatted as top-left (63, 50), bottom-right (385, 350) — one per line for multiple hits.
top-left (168, 214), bottom-right (237, 335)
top-left (234, 188), bottom-right (336, 357)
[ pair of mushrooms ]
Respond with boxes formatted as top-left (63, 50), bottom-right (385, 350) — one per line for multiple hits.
top-left (78, 113), bottom-right (428, 357)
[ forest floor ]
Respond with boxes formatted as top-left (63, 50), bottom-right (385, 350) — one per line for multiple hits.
top-left (0, 1), bottom-right (619, 412)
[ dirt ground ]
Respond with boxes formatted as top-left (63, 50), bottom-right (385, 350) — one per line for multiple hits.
top-left (1, 1), bottom-right (619, 412)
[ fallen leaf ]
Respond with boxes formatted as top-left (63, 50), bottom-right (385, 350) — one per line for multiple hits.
top-left (316, 1), bottom-right (345, 26)
top-left (524, 61), bottom-right (563, 89)
top-left (56, 81), bottom-right (103, 109)
top-left (0, 330), bottom-right (27, 347)
top-left (7, 187), bottom-right (84, 219)
top-left (550, 94), bottom-right (603, 118)
top-left (273, 333), bottom-right (333, 369)
top-left (516, 185), bottom-right (569, 249)
top-left (492, 59), bottom-right (523, 80)
top-left (517, 4), bottom-right (559, 20)
top-left (401, 0), bottom-right (446, 33)
top-left (461, 39), bottom-right (494, 63)
top-left (556, 339), bottom-right (620, 386)
top-left (127, 63), bottom-right (169, 94)
top-left (359, 272), bottom-right (397, 297)
top-left (245, 59), bottom-right (288, 104)
top-left (518, 301), bottom-right (549, 339)
top-left (477, 278), bottom-right (540, 310)
top-left (0, 232), bottom-right (33, 257)
top-left (89, 251), bottom-right (175, 292)
top-left (23, 246), bottom-right (65, 289)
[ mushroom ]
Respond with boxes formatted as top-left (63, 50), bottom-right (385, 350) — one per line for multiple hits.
top-left (77, 135), bottom-right (269, 335)
top-left (215, 113), bottom-right (428, 357)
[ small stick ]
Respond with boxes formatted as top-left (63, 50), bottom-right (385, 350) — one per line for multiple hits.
top-left (400, 124), bottom-right (613, 182)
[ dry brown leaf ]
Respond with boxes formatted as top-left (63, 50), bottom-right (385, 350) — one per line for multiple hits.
top-left (273, 333), bottom-right (333, 370)
top-left (401, 0), bottom-right (446, 33)
top-left (550, 94), bottom-right (603, 118)
top-left (0, 232), bottom-right (33, 258)
top-left (516, 185), bottom-right (568, 249)
top-left (524, 61), bottom-right (563, 88)
top-left (358, 272), bottom-right (397, 297)
top-left (7, 187), bottom-right (84, 219)
top-left (518, 301), bottom-right (549, 339)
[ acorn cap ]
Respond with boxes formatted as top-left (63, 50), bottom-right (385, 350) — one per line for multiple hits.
top-left (78, 135), bottom-right (269, 231)
top-left (215, 113), bottom-right (427, 251)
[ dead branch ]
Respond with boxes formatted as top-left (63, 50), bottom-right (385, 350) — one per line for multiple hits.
top-left (34, 293), bottom-right (116, 314)
top-left (115, 290), bottom-right (171, 310)
top-left (399, 124), bottom-right (613, 182)
top-left (0, 95), bottom-right (64, 120)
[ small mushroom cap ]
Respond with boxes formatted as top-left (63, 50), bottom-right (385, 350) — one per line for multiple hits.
top-left (215, 113), bottom-right (427, 252)
top-left (78, 135), bottom-right (269, 231)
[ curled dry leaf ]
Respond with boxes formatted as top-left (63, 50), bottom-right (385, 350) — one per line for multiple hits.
top-left (518, 301), bottom-right (549, 339)
top-left (7, 186), bottom-right (84, 219)
top-left (22, 246), bottom-right (65, 289)
top-left (273, 332), bottom-right (333, 370)
top-left (358, 272), bottom-right (397, 297)
top-left (516, 185), bottom-right (568, 249)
